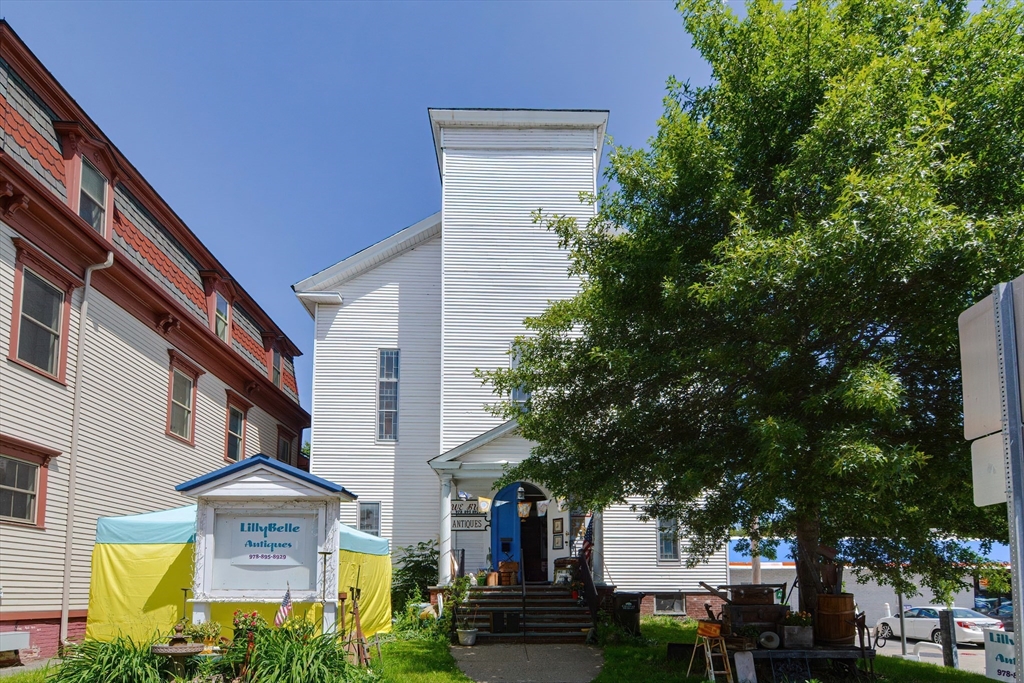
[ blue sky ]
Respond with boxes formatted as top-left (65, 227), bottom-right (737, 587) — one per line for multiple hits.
top-left (2, 1), bottom-right (712, 431)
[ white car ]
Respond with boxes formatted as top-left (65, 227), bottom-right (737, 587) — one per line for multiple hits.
top-left (875, 605), bottom-right (1003, 645)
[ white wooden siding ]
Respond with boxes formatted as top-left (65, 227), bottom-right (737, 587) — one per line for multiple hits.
top-left (440, 141), bottom-right (596, 452)
top-left (600, 498), bottom-right (730, 592)
top-left (0, 221), bottom-right (299, 612)
top-left (441, 127), bottom-right (598, 152)
top-left (309, 237), bottom-right (441, 552)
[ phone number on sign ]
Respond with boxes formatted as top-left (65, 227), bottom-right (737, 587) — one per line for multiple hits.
top-left (248, 553), bottom-right (287, 560)
top-left (996, 669), bottom-right (1017, 679)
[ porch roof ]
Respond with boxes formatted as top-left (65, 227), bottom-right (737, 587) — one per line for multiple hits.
top-left (430, 420), bottom-right (524, 475)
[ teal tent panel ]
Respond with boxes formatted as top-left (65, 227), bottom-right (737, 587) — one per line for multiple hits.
top-left (95, 505), bottom-right (197, 545)
top-left (340, 524), bottom-right (389, 555)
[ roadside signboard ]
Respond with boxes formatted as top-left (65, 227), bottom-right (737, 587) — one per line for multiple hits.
top-left (960, 275), bottom-right (1024, 682)
top-left (985, 628), bottom-right (1016, 681)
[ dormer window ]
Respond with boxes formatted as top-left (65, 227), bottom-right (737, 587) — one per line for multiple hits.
top-left (79, 158), bottom-right (106, 234)
top-left (214, 292), bottom-right (230, 342)
top-left (272, 348), bottom-right (282, 387)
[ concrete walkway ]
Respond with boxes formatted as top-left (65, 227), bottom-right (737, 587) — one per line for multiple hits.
top-left (451, 644), bottom-right (603, 683)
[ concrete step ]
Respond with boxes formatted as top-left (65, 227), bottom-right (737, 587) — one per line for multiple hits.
top-left (473, 631), bottom-right (589, 644)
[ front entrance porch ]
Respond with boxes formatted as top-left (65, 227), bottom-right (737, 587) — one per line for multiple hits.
top-left (428, 420), bottom-right (604, 587)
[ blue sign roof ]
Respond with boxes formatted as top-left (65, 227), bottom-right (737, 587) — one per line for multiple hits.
top-left (175, 453), bottom-right (356, 498)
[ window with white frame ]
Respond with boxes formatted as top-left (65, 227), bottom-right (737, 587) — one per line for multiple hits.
top-left (79, 158), bottom-right (106, 233)
top-left (359, 502), bottom-right (381, 536)
top-left (18, 268), bottom-right (64, 376)
top-left (377, 349), bottom-right (399, 441)
top-left (510, 344), bottom-right (529, 405)
top-left (0, 455), bottom-right (38, 524)
top-left (169, 369), bottom-right (195, 440)
top-left (214, 292), bottom-right (230, 342)
top-left (658, 518), bottom-right (680, 562)
top-left (226, 406), bottom-right (245, 461)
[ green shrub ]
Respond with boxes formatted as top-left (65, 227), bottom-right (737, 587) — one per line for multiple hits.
top-left (391, 539), bottom-right (439, 607)
top-left (50, 636), bottom-right (167, 683)
top-left (243, 618), bottom-right (363, 683)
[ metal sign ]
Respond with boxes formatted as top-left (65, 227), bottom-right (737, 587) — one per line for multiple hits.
top-left (961, 275), bottom-right (1024, 680)
top-left (451, 501), bottom-right (482, 515)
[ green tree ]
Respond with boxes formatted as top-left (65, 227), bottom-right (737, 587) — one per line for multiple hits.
top-left (482, 0), bottom-right (1024, 612)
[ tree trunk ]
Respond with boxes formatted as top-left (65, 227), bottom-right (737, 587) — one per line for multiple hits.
top-left (795, 516), bottom-right (822, 615)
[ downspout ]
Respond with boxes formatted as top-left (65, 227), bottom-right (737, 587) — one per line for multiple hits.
top-left (59, 251), bottom-right (114, 646)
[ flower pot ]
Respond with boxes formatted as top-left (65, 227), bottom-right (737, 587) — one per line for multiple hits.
top-left (783, 625), bottom-right (814, 649)
top-left (572, 590), bottom-right (579, 600)
top-left (457, 628), bottom-right (479, 646)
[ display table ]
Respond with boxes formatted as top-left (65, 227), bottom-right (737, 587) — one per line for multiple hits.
top-left (748, 646), bottom-right (875, 682)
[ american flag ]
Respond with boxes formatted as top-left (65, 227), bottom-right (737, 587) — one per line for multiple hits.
top-left (582, 516), bottom-right (594, 564)
top-left (274, 586), bottom-right (292, 627)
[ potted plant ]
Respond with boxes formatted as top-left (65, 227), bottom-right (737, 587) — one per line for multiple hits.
top-left (733, 625), bottom-right (760, 650)
top-left (570, 580), bottom-right (584, 601)
top-left (190, 619), bottom-right (222, 653)
top-left (781, 611), bottom-right (814, 649)
top-left (456, 607), bottom-right (479, 646)
top-left (476, 570), bottom-right (488, 586)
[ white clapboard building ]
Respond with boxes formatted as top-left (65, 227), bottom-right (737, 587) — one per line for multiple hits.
top-left (293, 109), bottom-right (728, 613)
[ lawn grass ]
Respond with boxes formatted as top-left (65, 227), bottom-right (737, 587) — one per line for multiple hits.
top-left (0, 666), bottom-right (49, 683)
top-left (374, 637), bottom-right (473, 683)
top-left (595, 617), bottom-right (993, 683)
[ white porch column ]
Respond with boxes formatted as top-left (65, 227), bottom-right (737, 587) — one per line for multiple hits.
top-left (439, 474), bottom-right (453, 585)
top-left (592, 511), bottom-right (605, 586)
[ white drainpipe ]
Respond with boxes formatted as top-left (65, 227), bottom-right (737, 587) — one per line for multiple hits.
top-left (59, 251), bottom-right (114, 646)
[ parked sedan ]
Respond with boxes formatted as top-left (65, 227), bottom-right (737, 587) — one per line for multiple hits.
top-left (875, 606), bottom-right (1003, 645)
top-left (990, 603), bottom-right (1013, 632)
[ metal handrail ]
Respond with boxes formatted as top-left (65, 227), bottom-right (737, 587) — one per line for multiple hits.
top-left (577, 550), bottom-right (599, 624)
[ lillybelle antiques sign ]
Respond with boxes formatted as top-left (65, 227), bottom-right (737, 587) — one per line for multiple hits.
top-left (231, 517), bottom-right (307, 566)
top-left (451, 500), bottom-right (488, 531)
top-left (986, 628), bottom-right (1016, 681)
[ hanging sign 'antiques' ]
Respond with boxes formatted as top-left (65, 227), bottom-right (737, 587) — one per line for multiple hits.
top-left (450, 500), bottom-right (488, 531)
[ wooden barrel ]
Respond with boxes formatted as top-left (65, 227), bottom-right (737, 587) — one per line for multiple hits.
top-left (816, 593), bottom-right (856, 645)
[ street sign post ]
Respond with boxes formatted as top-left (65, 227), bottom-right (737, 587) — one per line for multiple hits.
top-left (959, 275), bottom-right (1024, 680)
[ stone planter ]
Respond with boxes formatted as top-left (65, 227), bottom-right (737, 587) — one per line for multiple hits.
top-left (783, 625), bottom-right (814, 649)
top-left (457, 628), bottom-right (478, 646)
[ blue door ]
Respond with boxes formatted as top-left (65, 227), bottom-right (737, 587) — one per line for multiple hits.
top-left (491, 482), bottom-right (521, 572)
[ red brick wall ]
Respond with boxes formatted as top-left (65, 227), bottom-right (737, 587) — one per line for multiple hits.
top-left (0, 616), bottom-right (86, 662)
top-left (685, 592), bottom-right (727, 619)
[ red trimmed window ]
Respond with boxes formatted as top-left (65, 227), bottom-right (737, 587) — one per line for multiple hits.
top-left (224, 392), bottom-right (252, 462)
top-left (214, 292), bottom-right (230, 342)
top-left (0, 433), bottom-right (60, 529)
top-left (166, 350), bottom-right (204, 446)
top-left (7, 238), bottom-right (79, 383)
top-left (56, 123), bottom-right (118, 241)
top-left (276, 426), bottom-right (295, 466)
top-left (78, 157), bottom-right (107, 234)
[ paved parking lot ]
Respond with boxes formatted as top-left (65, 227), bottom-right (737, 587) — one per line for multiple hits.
top-left (874, 635), bottom-right (986, 676)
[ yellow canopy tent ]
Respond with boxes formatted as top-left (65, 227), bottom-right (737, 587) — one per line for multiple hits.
top-left (85, 505), bottom-right (391, 641)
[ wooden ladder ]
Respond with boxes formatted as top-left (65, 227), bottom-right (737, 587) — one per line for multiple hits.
top-left (688, 635), bottom-right (734, 683)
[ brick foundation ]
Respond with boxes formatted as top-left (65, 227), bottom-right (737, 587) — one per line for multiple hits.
top-left (0, 616), bottom-right (86, 663)
top-left (640, 594), bottom-right (656, 616)
top-left (685, 592), bottom-right (727, 619)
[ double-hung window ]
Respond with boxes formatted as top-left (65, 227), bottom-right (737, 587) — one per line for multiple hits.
top-left (214, 293), bottom-right (230, 342)
top-left (272, 348), bottom-right (282, 387)
top-left (658, 518), bottom-right (680, 562)
top-left (0, 455), bottom-right (38, 524)
top-left (377, 349), bottom-right (399, 441)
top-left (226, 406), bottom-right (245, 461)
top-left (277, 432), bottom-right (293, 465)
top-left (166, 351), bottom-right (202, 445)
top-left (510, 344), bottom-right (529, 405)
top-left (170, 370), bottom-right (194, 440)
top-left (359, 502), bottom-right (381, 536)
top-left (79, 158), bottom-right (107, 234)
top-left (18, 268), bottom-right (64, 376)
